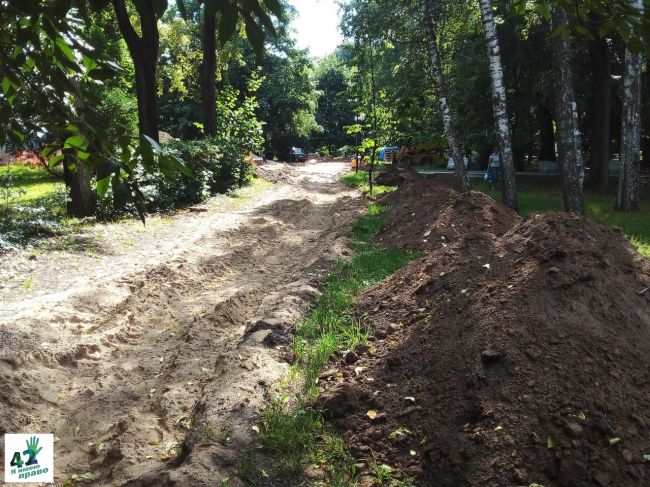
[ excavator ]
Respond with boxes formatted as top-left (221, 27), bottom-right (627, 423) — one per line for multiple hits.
top-left (349, 142), bottom-right (444, 170)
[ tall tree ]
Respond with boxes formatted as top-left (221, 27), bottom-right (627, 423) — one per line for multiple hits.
top-left (617, 0), bottom-right (644, 211)
top-left (64, 80), bottom-right (97, 217)
top-left (195, 0), bottom-right (284, 138)
top-left (112, 0), bottom-right (163, 142)
top-left (588, 29), bottom-right (612, 192)
top-left (551, 6), bottom-right (585, 216)
top-left (421, 0), bottom-right (471, 191)
top-left (201, 9), bottom-right (217, 137)
top-left (477, 0), bottom-right (518, 211)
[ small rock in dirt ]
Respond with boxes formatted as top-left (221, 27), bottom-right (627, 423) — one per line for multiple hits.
top-left (565, 422), bottom-right (584, 438)
top-left (398, 405), bottom-right (423, 418)
top-left (557, 458), bottom-right (588, 486)
top-left (386, 356), bottom-right (402, 367)
top-left (592, 471), bottom-right (612, 486)
top-left (319, 369), bottom-right (338, 380)
top-left (374, 329), bottom-right (388, 339)
top-left (405, 465), bottom-right (423, 477)
top-left (357, 476), bottom-right (375, 487)
top-left (355, 343), bottom-right (371, 355)
top-left (262, 331), bottom-right (288, 346)
top-left (387, 323), bottom-right (401, 334)
top-left (513, 467), bottom-right (528, 483)
top-left (590, 418), bottom-right (616, 437)
top-left (629, 414), bottom-right (646, 428)
top-left (320, 383), bottom-right (362, 418)
top-left (481, 348), bottom-right (504, 365)
top-left (502, 435), bottom-right (515, 446)
top-left (621, 449), bottom-right (634, 464)
top-left (525, 348), bottom-right (542, 360)
top-left (344, 350), bottom-right (359, 365)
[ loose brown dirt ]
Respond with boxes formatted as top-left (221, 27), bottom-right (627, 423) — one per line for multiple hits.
top-left (320, 177), bottom-right (650, 487)
top-left (0, 162), bottom-right (363, 486)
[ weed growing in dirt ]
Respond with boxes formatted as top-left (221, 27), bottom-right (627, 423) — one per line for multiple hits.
top-left (261, 397), bottom-right (356, 483)
top-left (261, 398), bottom-right (323, 470)
top-left (20, 277), bottom-right (34, 291)
top-left (201, 424), bottom-right (216, 442)
top-left (235, 457), bottom-right (260, 486)
top-left (367, 452), bottom-right (416, 486)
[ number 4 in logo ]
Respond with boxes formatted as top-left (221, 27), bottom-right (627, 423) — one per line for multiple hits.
top-left (10, 451), bottom-right (24, 468)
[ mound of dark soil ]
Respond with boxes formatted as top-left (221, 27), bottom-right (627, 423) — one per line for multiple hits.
top-left (320, 180), bottom-right (650, 486)
top-left (374, 166), bottom-right (418, 187)
top-left (377, 177), bottom-right (519, 252)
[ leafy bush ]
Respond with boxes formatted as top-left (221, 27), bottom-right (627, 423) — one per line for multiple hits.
top-left (100, 74), bottom-right (263, 214)
top-left (94, 87), bottom-right (139, 152)
top-left (171, 139), bottom-right (253, 193)
top-left (132, 137), bottom-right (255, 212)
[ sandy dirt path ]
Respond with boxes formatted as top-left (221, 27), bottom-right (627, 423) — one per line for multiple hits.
top-left (0, 162), bottom-right (363, 486)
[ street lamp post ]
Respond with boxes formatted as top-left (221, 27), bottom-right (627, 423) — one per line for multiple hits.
top-left (354, 114), bottom-right (366, 174)
top-left (354, 115), bottom-right (360, 173)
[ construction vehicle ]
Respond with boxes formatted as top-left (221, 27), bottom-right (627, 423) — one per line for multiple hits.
top-left (394, 142), bottom-right (444, 167)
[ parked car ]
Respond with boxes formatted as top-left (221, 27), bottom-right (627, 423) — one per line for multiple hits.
top-left (290, 147), bottom-right (308, 162)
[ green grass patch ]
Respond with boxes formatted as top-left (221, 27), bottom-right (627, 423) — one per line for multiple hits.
top-left (340, 169), bottom-right (397, 196)
top-left (475, 176), bottom-right (650, 258)
top-left (0, 163), bottom-right (63, 207)
top-left (294, 205), bottom-right (418, 395)
top-left (0, 164), bottom-right (71, 250)
top-left (260, 195), bottom-right (418, 484)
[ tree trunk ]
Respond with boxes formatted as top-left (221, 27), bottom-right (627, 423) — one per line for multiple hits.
top-left (617, 0), bottom-right (644, 211)
top-left (355, 132), bottom-right (360, 173)
top-left (477, 0), bottom-right (518, 211)
top-left (422, 0), bottom-right (471, 191)
top-left (536, 106), bottom-right (556, 161)
top-left (369, 143), bottom-right (376, 195)
top-left (112, 0), bottom-right (160, 142)
top-left (63, 157), bottom-right (96, 217)
top-left (201, 11), bottom-right (217, 138)
top-left (589, 36), bottom-right (612, 192)
top-left (551, 6), bottom-right (585, 216)
top-left (368, 41), bottom-right (378, 196)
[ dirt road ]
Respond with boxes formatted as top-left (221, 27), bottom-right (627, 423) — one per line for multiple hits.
top-left (0, 162), bottom-right (362, 486)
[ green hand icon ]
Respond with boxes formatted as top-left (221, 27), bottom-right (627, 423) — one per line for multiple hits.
top-left (23, 436), bottom-right (42, 466)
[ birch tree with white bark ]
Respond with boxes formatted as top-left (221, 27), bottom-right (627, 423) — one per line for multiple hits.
top-left (477, 0), bottom-right (518, 211)
top-left (550, 5), bottom-right (585, 216)
top-left (617, 0), bottom-right (644, 212)
top-left (421, 0), bottom-right (471, 191)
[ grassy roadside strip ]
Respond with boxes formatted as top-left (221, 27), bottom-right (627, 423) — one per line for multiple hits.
top-left (258, 173), bottom-right (418, 486)
top-left (340, 170), bottom-right (397, 196)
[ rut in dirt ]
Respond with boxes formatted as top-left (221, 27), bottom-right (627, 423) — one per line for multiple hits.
top-left (0, 162), bottom-right (362, 486)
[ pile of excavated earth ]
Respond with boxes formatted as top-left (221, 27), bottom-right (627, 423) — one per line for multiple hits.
top-left (321, 173), bottom-right (650, 487)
